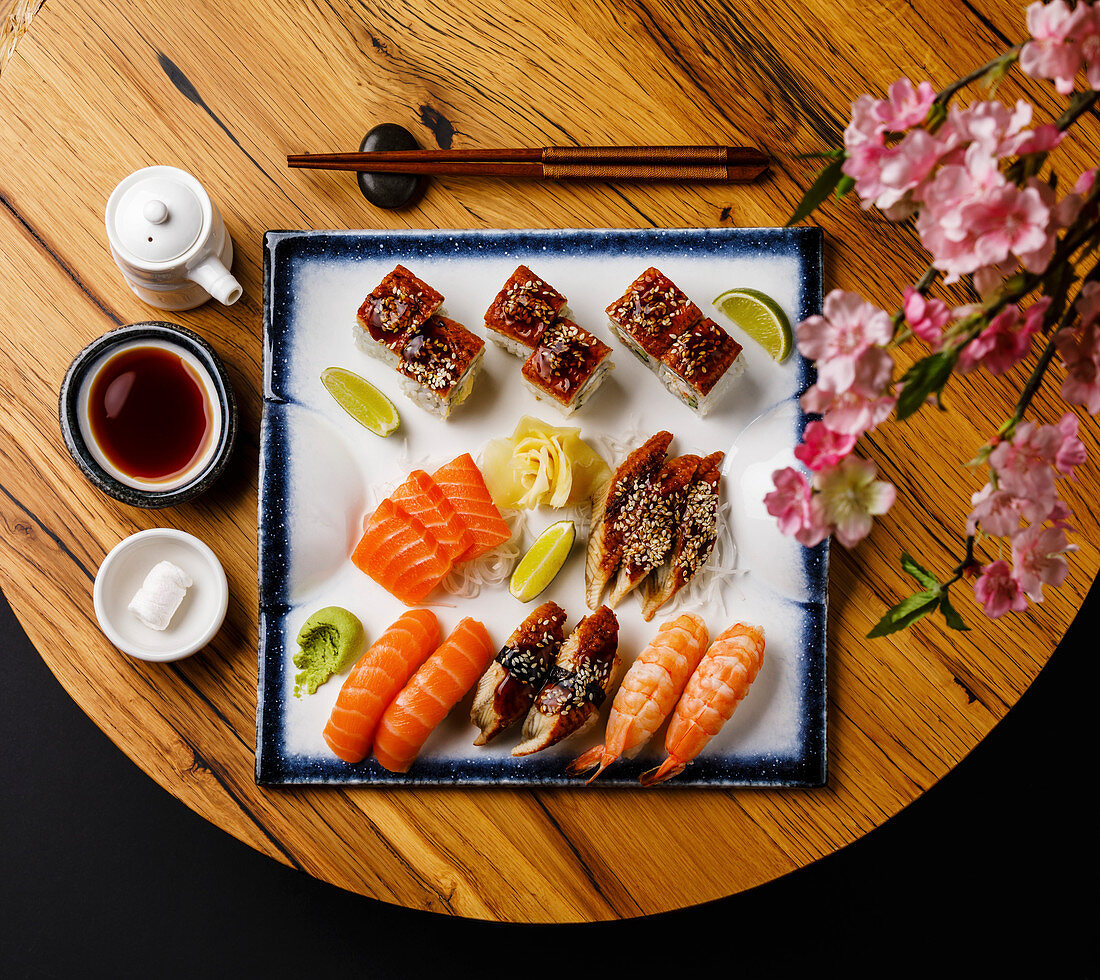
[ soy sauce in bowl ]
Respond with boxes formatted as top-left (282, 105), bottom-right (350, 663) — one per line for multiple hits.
top-left (60, 322), bottom-right (237, 509)
top-left (87, 345), bottom-right (215, 484)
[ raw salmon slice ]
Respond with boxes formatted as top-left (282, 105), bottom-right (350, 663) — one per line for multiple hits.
top-left (432, 453), bottom-right (511, 561)
top-left (323, 609), bottom-right (440, 763)
top-left (351, 498), bottom-right (452, 604)
top-left (390, 469), bottom-right (474, 563)
top-left (373, 617), bottom-right (495, 773)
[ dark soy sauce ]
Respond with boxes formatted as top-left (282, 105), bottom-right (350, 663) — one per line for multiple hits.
top-left (88, 346), bottom-right (212, 481)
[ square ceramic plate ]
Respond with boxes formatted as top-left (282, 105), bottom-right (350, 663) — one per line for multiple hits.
top-left (257, 227), bottom-right (826, 787)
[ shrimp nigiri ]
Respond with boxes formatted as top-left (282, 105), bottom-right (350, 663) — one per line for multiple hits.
top-left (639, 622), bottom-right (765, 786)
top-left (568, 612), bottom-right (708, 783)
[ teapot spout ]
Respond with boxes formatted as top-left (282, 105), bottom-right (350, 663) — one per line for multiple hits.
top-left (188, 255), bottom-right (243, 306)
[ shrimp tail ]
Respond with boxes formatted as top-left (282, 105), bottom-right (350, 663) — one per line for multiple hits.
top-left (639, 755), bottom-right (686, 787)
top-left (567, 744), bottom-right (617, 784)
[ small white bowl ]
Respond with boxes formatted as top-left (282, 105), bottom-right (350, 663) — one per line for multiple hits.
top-left (93, 528), bottom-right (228, 661)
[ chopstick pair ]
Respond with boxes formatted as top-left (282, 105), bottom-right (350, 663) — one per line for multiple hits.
top-left (286, 145), bottom-right (770, 183)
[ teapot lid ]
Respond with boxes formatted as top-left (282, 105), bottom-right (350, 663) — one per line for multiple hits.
top-left (106, 166), bottom-right (210, 265)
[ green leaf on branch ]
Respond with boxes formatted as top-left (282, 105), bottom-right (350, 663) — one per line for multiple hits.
top-left (867, 589), bottom-right (942, 638)
top-left (895, 350), bottom-right (959, 421)
top-left (786, 156), bottom-right (847, 226)
top-left (900, 551), bottom-right (940, 590)
top-left (835, 175), bottom-right (856, 199)
top-left (939, 591), bottom-right (970, 632)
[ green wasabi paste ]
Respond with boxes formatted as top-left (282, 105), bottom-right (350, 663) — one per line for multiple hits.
top-left (292, 606), bottom-right (365, 698)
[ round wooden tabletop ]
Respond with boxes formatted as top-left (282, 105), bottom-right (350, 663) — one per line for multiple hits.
top-left (1, 0), bottom-right (1097, 923)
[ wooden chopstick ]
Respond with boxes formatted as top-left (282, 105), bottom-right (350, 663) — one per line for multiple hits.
top-left (286, 145), bottom-right (770, 183)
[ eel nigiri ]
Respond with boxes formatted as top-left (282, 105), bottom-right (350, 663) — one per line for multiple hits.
top-left (373, 617), bottom-right (495, 773)
top-left (512, 606), bottom-right (619, 757)
top-left (640, 622), bottom-right (765, 786)
top-left (470, 601), bottom-right (567, 745)
top-left (568, 612), bottom-right (708, 783)
top-left (323, 609), bottom-right (440, 764)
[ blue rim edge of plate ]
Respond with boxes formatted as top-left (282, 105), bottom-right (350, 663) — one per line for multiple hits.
top-left (255, 227), bottom-right (828, 788)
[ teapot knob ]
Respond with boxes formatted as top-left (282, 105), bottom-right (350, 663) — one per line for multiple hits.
top-left (142, 199), bottom-right (169, 224)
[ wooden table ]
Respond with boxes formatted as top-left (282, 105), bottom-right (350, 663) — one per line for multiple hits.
top-left (1, 0), bottom-right (1096, 923)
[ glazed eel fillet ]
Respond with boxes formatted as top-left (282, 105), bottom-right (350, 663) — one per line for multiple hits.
top-left (641, 451), bottom-right (724, 621)
top-left (606, 453), bottom-right (701, 609)
top-left (584, 431), bottom-right (672, 609)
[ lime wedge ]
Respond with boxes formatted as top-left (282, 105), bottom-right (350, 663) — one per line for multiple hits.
top-left (509, 520), bottom-right (575, 602)
top-left (713, 288), bottom-right (793, 362)
top-left (321, 367), bottom-right (399, 436)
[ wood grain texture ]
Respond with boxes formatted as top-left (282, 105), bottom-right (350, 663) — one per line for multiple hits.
top-left (0, 0), bottom-right (1097, 922)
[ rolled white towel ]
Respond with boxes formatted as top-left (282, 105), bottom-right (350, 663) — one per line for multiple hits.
top-left (128, 560), bottom-right (194, 631)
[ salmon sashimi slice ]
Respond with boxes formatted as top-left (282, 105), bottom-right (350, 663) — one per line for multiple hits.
top-left (322, 609), bottom-right (440, 764)
top-left (373, 617), bottom-right (496, 773)
top-left (351, 497), bottom-right (453, 604)
top-left (390, 469), bottom-right (474, 563)
top-left (432, 453), bottom-right (511, 562)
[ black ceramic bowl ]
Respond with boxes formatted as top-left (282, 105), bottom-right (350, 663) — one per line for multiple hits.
top-left (59, 322), bottom-right (238, 508)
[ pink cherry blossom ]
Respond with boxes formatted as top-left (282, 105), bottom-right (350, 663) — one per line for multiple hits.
top-left (842, 84), bottom-right (950, 217)
top-left (801, 346), bottom-right (896, 436)
top-left (1015, 122), bottom-right (1066, 155)
top-left (1021, 0), bottom-right (1094, 95)
top-left (988, 420), bottom-right (1061, 504)
top-left (812, 456), bottom-right (896, 548)
top-left (1057, 282), bottom-right (1100, 413)
top-left (959, 299), bottom-right (1046, 376)
top-left (764, 468), bottom-right (829, 547)
top-left (903, 287), bottom-right (951, 345)
top-left (796, 291), bottom-right (893, 390)
top-left (794, 421), bottom-right (857, 471)
top-left (973, 560), bottom-right (1029, 618)
top-left (940, 99), bottom-right (1036, 158)
top-left (874, 78), bottom-right (937, 129)
top-left (1054, 167), bottom-right (1098, 226)
top-left (1011, 524), bottom-right (1077, 600)
top-left (967, 483), bottom-right (1023, 536)
top-left (915, 144), bottom-right (1056, 282)
top-left (1054, 412), bottom-right (1088, 476)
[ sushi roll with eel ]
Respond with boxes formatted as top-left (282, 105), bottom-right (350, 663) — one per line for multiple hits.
top-left (354, 264), bottom-right (444, 367)
top-left (395, 315), bottom-right (485, 420)
top-left (605, 267), bottom-right (702, 371)
top-left (658, 317), bottom-right (744, 417)
top-left (484, 265), bottom-right (568, 355)
top-left (520, 318), bottom-right (614, 417)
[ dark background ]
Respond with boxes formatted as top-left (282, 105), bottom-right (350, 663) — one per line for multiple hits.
top-left (1, 582), bottom-right (1093, 977)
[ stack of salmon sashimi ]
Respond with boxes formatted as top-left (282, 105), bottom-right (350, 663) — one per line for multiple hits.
top-left (351, 453), bottom-right (511, 604)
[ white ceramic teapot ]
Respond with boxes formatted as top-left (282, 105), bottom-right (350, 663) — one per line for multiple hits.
top-left (105, 166), bottom-right (243, 311)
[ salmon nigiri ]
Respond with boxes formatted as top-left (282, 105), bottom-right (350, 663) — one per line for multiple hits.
top-left (351, 498), bottom-right (453, 604)
top-left (390, 469), bottom-right (474, 563)
top-left (373, 617), bottom-right (495, 773)
top-left (432, 453), bottom-right (511, 561)
top-left (323, 609), bottom-right (440, 763)
top-left (568, 612), bottom-right (708, 783)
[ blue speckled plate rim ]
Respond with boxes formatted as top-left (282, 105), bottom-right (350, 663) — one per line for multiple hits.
top-left (256, 227), bottom-right (827, 787)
